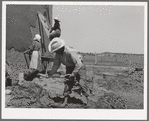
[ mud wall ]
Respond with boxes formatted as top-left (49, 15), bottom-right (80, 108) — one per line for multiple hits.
top-left (6, 5), bottom-right (52, 51)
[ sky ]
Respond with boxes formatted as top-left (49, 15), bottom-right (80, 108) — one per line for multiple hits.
top-left (53, 5), bottom-right (144, 54)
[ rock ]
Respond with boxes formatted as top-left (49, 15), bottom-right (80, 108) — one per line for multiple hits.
top-left (50, 103), bottom-right (64, 108)
top-left (18, 80), bottom-right (26, 85)
top-left (69, 91), bottom-right (87, 104)
top-left (88, 95), bottom-right (99, 102)
top-left (96, 92), bottom-right (127, 109)
top-left (39, 95), bottom-right (51, 107)
top-left (33, 77), bottom-right (65, 98)
top-left (5, 62), bottom-right (12, 87)
top-left (5, 89), bottom-right (12, 95)
top-left (7, 82), bottom-right (46, 108)
top-left (6, 62), bottom-right (11, 75)
top-left (6, 78), bottom-right (12, 87)
top-left (24, 69), bottom-right (39, 81)
top-left (32, 77), bottom-right (90, 105)
top-left (5, 94), bottom-right (12, 107)
top-left (6, 77), bottom-right (91, 108)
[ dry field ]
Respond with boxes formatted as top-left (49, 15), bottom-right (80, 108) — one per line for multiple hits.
top-left (5, 49), bottom-right (144, 109)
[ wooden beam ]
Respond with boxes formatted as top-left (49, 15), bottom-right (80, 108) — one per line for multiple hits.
top-left (41, 22), bottom-right (46, 52)
top-left (37, 11), bottom-right (50, 38)
top-left (37, 12), bottom-right (44, 55)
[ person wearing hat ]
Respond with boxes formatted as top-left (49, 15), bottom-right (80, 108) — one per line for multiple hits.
top-left (26, 34), bottom-right (41, 70)
top-left (48, 37), bottom-right (91, 107)
top-left (49, 17), bottom-right (61, 41)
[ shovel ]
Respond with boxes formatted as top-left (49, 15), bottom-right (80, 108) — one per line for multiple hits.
top-left (23, 50), bottom-right (30, 69)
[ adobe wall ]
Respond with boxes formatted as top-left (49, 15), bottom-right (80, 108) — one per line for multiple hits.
top-left (6, 5), bottom-right (53, 51)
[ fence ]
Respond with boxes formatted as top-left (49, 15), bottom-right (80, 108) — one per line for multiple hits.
top-left (82, 53), bottom-right (144, 67)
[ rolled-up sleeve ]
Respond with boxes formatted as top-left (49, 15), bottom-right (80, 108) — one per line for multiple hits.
top-left (70, 51), bottom-right (82, 76)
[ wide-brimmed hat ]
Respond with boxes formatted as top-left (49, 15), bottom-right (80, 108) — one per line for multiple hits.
top-left (54, 17), bottom-right (60, 22)
top-left (48, 38), bottom-right (65, 53)
top-left (33, 34), bottom-right (41, 41)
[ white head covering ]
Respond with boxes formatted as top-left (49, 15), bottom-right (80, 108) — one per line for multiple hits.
top-left (54, 17), bottom-right (60, 22)
top-left (33, 34), bottom-right (41, 42)
top-left (48, 38), bottom-right (65, 53)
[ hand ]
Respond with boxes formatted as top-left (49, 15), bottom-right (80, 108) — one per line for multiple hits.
top-left (70, 73), bottom-right (75, 77)
top-left (24, 49), bottom-right (30, 53)
top-left (64, 75), bottom-right (70, 79)
top-left (47, 70), bottom-right (53, 77)
top-left (69, 75), bottom-right (74, 82)
top-left (24, 50), bottom-right (28, 53)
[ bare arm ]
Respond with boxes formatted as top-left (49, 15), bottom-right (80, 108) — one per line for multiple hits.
top-left (49, 27), bottom-right (54, 33)
top-left (29, 41), bottom-right (36, 51)
top-left (48, 54), bottom-right (61, 76)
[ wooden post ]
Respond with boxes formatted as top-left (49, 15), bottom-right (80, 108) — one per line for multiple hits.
top-left (41, 23), bottom-right (46, 53)
top-left (37, 12), bottom-right (45, 71)
top-left (95, 52), bottom-right (97, 65)
top-left (37, 13), bottom-right (44, 55)
top-left (23, 52), bottom-right (29, 68)
top-left (46, 6), bottom-right (51, 27)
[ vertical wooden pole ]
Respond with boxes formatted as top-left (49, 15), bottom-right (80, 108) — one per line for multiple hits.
top-left (41, 22), bottom-right (47, 71)
top-left (47, 6), bottom-right (51, 27)
top-left (23, 53), bottom-right (29, 68)
top-left (37, 13), bottom-right (43, 54)
top-left (95, 52), bottom-right (97, 65)
top-left (41, 23), bottom-right (46, 52)
top-left (37, 12), bottom-right (45, 71)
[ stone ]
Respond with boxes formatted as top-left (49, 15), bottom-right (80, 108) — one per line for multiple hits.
top-left (32, 77), bottom-right (65, 98)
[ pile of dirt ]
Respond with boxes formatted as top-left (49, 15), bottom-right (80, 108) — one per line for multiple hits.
top-left (6, 75), bottom-right (143, 109)
top-left (96, 92), bottom-right (127, 109)
top-left (33, 77), bottom-right (88, 104)
top-left (32, 77), bottom-right (65, 98)
top-left (6, 82), bottom-right (52, 108)
top-left (88, 71), bottom-right (144, 109)
top-left (6, 78), bottom-right (88, 108)
top-left (5, 50), bottom-right (144, 109)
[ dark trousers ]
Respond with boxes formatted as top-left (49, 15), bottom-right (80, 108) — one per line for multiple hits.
top-left (49, 29), bottom-right (61, 41)
top-left (63, 65), bottom-right (90, 97)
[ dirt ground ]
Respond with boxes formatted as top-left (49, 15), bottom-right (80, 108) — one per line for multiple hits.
top-left (5, 49), bottom-right (144, 109)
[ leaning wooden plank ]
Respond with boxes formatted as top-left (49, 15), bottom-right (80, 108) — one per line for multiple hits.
top-left (37, 13), bottom-right (44, 54)
top-left (37, 12), bottom-right (50, 38)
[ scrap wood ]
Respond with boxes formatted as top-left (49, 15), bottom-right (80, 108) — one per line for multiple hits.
top-left (37, 12), bottom-right (50, 38)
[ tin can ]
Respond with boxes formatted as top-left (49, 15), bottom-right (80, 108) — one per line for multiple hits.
top-left (18, 73), bottom-right (24, 85)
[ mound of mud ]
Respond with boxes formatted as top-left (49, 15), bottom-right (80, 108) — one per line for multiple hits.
top-left (33, 77), bottom-right (88, 104)
top-left (6, 78), bottom-right (88, 108)
top-left (6, 82), bottom-right (126, 109)
top-left (6, 49), bottom-right (144, 109)
top-left (96, 92), bottom-right (127, 109)
top-left (32, 77), bottom-right (65, 98)
top-left (6, 82), bottom-right (52, 108)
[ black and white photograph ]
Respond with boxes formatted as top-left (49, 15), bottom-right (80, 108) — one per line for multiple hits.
top-left (2, 1), bottom-right (147, 120)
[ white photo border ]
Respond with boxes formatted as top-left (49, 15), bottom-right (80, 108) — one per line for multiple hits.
top-left (2, 1), bottom-right (148, 120)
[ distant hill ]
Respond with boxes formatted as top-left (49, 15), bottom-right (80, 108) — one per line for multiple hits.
top-left (79, 51), bottom-right (144, 57)
top-left (101, 52), bottom-right (144, 57)
top-left (79, 51), bottom-right (144, 67)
